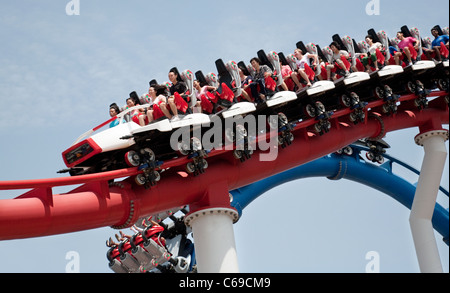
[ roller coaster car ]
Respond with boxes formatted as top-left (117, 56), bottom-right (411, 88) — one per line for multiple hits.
top-left (210, 60), bottom-right (257, 161)
top-left (332, 34), bottom-right (372, 86)
top-left (325, 36), bottom-right (371, 120)
top-left (107, 225), bottom-right (171, 273)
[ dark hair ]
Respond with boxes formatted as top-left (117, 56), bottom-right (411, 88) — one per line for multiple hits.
top-left (129, 91), bottom-right (141, 105)
top-left (250, 57), bottom-right (262, 65)
top-left (153, 84), bottom-right (168, 96)
top-left (431, 25), bottom-right (442, 35)
top-left (365, 35), bottom-right (374, 41)
top-left (149, 79), bottom-right (158, 87)
top-left (169, 67), bottom-right (178, 75)
top-left (109, 103), bottom-right (120, 114)
top-left (169, 67), bottom-right (183, 82)
top-left (329, 41), bottom-right (340, 50)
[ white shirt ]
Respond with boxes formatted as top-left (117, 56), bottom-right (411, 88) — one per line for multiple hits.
top-left (368, 42), bottom-right (383, 54)
top-left (296, 52), bottom-right (312, 69)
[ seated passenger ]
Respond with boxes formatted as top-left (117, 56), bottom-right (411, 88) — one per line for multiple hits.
top-left (237, 68), bottom-right (253, 102)
top-left (280, 63), bottom-right (303, 93)
top-left (109, 103), bottom-right (122, 128)
top-left (146, 85), bottom-right (173, 123)
top-left (362, 35), bottom-right (385, 72)
top-left (167, 68), bottom-right (188, 121)
top-left (326, 41), bottom-right (351, 80)
top-left (126, 97), bottom-right (147, 126)
top-left (248, 57), bottom-right (275, 103)
top-left (395, 31), bottom-right (419, 65)
top-left (293, 48), bottom-right (318, 87)
top-left (193, 79), bottom-right (219, 113)
top-left (388, 40), bottom-right (404, 66)
top-left (424, 26), bottom-right (450, 62)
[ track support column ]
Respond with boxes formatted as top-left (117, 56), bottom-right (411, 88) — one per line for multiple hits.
top-left (410, 129), bottom-right (449, 273)
top-left (185, 207), bottom-right (240, 273)
top-left (184, 181), bottom-right (240, 273)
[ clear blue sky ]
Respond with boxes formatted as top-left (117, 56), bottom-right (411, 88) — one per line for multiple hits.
top-left (0, 0), bottom-right (448, 273)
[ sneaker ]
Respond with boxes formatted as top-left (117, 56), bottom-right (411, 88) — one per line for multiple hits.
top-left (171, 115), bottom-right (180, 122)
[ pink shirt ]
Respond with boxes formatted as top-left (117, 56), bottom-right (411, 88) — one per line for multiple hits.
top-left (398, 37), bottom-right (416, 50)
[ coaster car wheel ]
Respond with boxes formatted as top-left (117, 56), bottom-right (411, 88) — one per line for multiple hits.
top-left (225, 127), bottom-right (235, 143)
top-left (416, 80), bottom-right (424, 92)
top-left (437, 78), bottom-right (448, 91)
top-left (375, 87), bottom-right (384, 99)
top-left (267, 115), bottom-right (279, 129)
top-left (341, 94), bottom-right (351, 107)
top-left (407, 81), bottom-right (416, 94)
top-left (125, 151), bottom-right (140, 167)
top-left (142, 148), bottom-right (155, 161)
top-left (201, 159), bottom-right (208, 170)
top-left (233, 150), bottom-right (243, 159)
top-left (384, 85), bottom-right (393, 96)
top-left (191, 137), bottom-right (202, 151)
top-left (288, 132), bottom-right (294, 142)
top-left (152, 170), bottom-right (161, 182)
top-left (376, 155), bottom-right (384, 164)
top-left (315, 101), bottom-right (326, 113)
top-left (178, 142), bottom-right (190, 156)
top-left (350, 92), bottom-right (360, 103)
top-left (343, 146), bottom-right (353, 156)
top-left (278, 113), bottom-right (288, 126)
top-left (186, 162), bottom-right (196, 174)
top-left (305, 104), bottom-right (316, 118)
top-left (135, 174), bottom-right (147, 186)
top-left (314, 123), bottom-right (323, 134)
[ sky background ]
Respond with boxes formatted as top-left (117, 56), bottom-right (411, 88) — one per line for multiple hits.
top-left (0, 0), bottom-right (448, 273)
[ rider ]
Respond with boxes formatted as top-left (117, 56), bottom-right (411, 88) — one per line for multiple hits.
top-left (249, 57), bottom-right (273, 103)
top-left (427, 26), bottom-right (449, 62)
top-left (126, 97), bottom-right (147, 126)
top-left (395, 31), bottom-right (419, 65)
top-left (293, 48), bottom-right (318, 87)
top-left (326, 41), bottom-right (351, 80)
top-left (362, 35), bottom-right (384, 72)
top-left (167, 68), bottom-right (188, 121)
top-left (146, 85), bottom-right (173, 122)
top-left (193, 79), bottom-right (220, 113)
top-left (109, 103), bottom-right (122, 128)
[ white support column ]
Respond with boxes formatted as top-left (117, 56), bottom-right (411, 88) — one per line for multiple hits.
top-left (185, 208), bottom-right (240, 273)
top-left (410, 130), bottom-right (449, 273)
